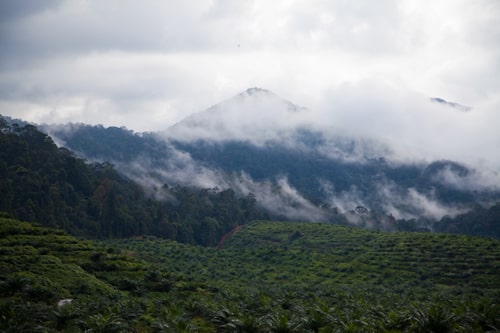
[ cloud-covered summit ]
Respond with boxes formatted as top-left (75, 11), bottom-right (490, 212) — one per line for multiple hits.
top-left (164, 87), bottom-right (310, 144)
top-left (238, 87), bottom-right (307, 113)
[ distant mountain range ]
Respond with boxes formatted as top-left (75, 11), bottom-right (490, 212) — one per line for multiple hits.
top-left (42, 89), bottom-right (498, 223)
top-left (2, 88), bottom-right (499, 237)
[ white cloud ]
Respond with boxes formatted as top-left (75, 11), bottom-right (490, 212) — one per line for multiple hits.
top-left (232, 173), bottom-right (327, 222)
top-left (114, 145), bottom-right (327, 222)
top-left (321, 177), bottom-right (466, 221)
top-left (432, 164), bottom-right (500, 192)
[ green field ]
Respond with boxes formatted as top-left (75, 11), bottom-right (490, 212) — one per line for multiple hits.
top-left (1, 217), bottom-right (499, 332)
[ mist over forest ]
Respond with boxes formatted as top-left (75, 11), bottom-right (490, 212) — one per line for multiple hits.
top-left (3, 87), bottom-right (498, 239)
top-left (41, 89), bottom-right (500, 226)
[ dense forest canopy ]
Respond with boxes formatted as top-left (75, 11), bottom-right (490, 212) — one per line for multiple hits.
top-left (0, 119), bottom-right (264, 244)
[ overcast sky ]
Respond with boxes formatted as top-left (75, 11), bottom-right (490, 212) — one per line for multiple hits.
top-left (0, 0), bottom-right (499, 167)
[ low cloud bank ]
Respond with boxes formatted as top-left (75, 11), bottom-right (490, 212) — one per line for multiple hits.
top-left (115, 143), bottom-right (471, 224)
top-left (118, 146), bottom-right (327, 222)
top-left (320, 177), bottom-right (466, 221)
top-left (231, 173), bottom-right (327, 222)
top-left (432, 164), bottom-right (500, 193)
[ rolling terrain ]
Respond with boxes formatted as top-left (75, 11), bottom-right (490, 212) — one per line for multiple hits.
top-left (1, 216), bottom-right (499, 332)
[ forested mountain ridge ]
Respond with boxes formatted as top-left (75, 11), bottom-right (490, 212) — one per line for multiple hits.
top-left (1, 114), bottom-right (499, 331)
top-left (41, 116), bottom-right (500, 238)
top-left (19, 114), bottom-right (476, 206)
top-left (2, 99), bottom-right (500, 239)
top-left (45, 122), bottom-right (170, 163)
top-left (0, 118), bottom-right (264, 244)
top-left (0, 119), bottom-right (154, 237)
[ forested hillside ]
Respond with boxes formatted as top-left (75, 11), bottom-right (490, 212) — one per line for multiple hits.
top-left (45, 123), bottom-right (170, 163)
top-left (0, 120), bottom-right (263, 244)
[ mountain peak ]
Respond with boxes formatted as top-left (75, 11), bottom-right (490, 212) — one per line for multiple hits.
top-left (232, 87), bottom-right (307, 114)
top-left (430, 97), bottom-right (471, 112)
top-left (242, 87), bottom-right (272, 96)
top-left (164, 88), bottom-right (308, 143)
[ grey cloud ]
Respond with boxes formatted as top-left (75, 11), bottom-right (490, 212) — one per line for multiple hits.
top-left (0, 1), bottom-right (215, 68)
top-left (299, 0), bottom-right (401, 54)
top-left (0, 0), bottom-right (64, 22)
top-left (0, 0), bottom-right (267, 65)
top-left (0, 0), bottom-right (431, 65)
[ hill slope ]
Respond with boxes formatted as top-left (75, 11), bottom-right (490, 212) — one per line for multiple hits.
top-left (3, 217), bottom-right (499, 332)
top-left (109, 220), bottom-right (500, 332)
top-left (0, 216), bottom-right (145, 332)
top-left (0, 120), bottom-right (265, 244)
top-left (0, 120), bottom-right (157, 238)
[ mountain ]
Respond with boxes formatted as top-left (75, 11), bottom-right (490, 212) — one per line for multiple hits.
top-left (162, 89), bottom-right (498, 217)
top-left (2, 96), bottom-right (499, 332)
top-left (25, 88), bottom-right (500, 236)
top-left (165, 87), bottom-right (309, 143)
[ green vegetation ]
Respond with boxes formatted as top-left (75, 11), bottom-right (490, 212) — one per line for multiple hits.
top-left (0, 216), bottom-right (145, 332)
top-left (0, 121), bottom-right (263, 244)
top-left (2, 217), bottom-right (499, 332)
